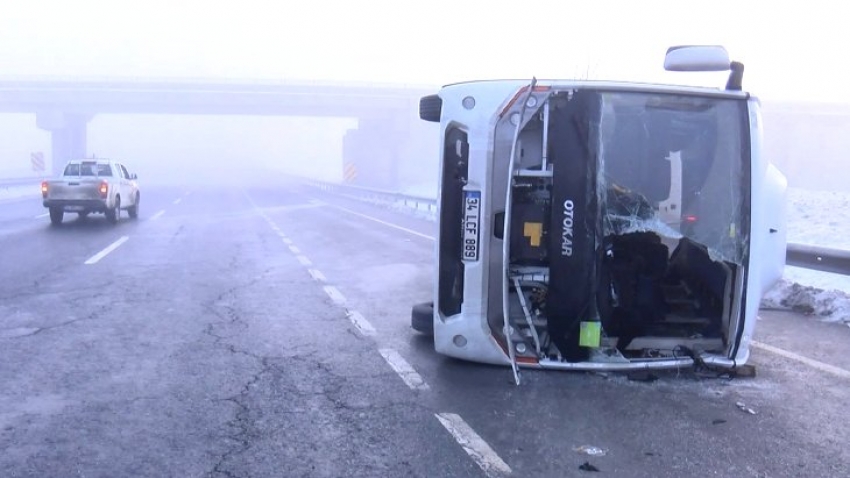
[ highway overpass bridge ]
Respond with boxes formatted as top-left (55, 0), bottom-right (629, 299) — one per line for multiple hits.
top-left (0, 78), bottom-right (439, 187)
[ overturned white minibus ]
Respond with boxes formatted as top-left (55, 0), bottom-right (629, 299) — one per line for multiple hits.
top-left (411, 46), bottom-right (787, 383)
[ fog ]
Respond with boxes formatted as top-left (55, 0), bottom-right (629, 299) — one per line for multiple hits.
top-left (0, 114), bottom-right (349, 182)
top-left (2, 1), bottom-right (847, 101)
top-left (0, 0), bottom-right (848, 193)
top-left (87, 115), bottom-right (357, 188)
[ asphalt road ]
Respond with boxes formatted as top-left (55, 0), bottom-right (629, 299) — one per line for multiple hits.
top-left (1, 174), bottom-right (848, 478)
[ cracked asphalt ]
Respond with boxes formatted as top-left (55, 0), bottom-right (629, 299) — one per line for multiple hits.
top-left (0, 180), bottom-right (474, 478)
top-left (2, 173), bottom-right (849, 477)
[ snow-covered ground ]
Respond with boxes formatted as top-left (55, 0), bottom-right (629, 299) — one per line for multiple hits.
top-left (761, 187), bottom-right (850, 324)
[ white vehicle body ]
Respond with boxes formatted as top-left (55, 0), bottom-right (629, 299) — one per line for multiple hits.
top-left (413, 47), bottom-right (787, 381)
top-left (42, 159), bottom-right (140, 225)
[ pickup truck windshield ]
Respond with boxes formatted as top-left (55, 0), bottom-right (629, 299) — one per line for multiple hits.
top-left (64, 162), bottom-right (114, 177)
top-left (597, 91), bottom-right (750, 264)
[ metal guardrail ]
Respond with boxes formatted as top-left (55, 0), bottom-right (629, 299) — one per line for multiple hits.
top-left (0, 176), bottom-right (45, 187)
top-left (785, 243), bottom-right (850, 275)
top-left (306, 179), bottom-right (437, 214)
top-left (305, 179), bottom-right (850, 276)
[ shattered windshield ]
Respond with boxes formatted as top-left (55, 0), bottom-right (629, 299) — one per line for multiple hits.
top-left (598, 91), bottom-right (749, 263)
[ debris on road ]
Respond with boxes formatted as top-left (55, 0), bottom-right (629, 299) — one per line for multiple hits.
top-left (732, 364), bottom-right (757, 378)
top-left (736, 401), bottom-right (757, 415)
top-left (627, 371), bottom-right (659, 382)
top-left (712, 419), bottom-right (727, 425)
top-left (573, 445), bottom-right (607, 457)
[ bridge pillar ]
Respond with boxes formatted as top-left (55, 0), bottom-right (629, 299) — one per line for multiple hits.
top-left (343, 117), bottom-right (401, 189)
top-left (36, 112), bottom-right (91, 176)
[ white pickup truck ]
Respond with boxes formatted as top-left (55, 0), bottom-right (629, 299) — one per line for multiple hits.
top-left (41, 159), bottom-right (140, 225)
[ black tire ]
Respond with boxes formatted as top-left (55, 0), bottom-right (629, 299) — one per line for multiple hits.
top-left (419, 94), bottom-right (442, 123)
top-left (106, 196), bottom-right (120, 224)
top-left (128, 193), bottom-right (139, 219)
top-left (411, 302), bottom-right (435, 335)
top-left (49, 207), bottom-right (63, 226)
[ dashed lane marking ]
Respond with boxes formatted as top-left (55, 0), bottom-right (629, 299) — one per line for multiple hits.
top-left (751, 340), bottom-right (850, 380)
top-left (248, 192), bottom-right (384, 341)
top-left (151, 210), bottom-right (165, 220)
top-left (328, 204), bottom-right (434, 241)
top-left (35, 212), bottom-right (49, 219)
top-left (378, 348), bottom-right (429, 391)
top-left (323, 285), bottom-right (346, 305)
top-left (84, 236), bottom-right (129, 265)
top-left (296, 255), bottom-right (312, 267)
top-left (308, 269), bottom-right (327, 282)
top-left (435, 413), bottom-right (512, 477)
top-left (346, 310), bottom-right (376, 336)
top-left (173, 198), bottom-right (182, 205)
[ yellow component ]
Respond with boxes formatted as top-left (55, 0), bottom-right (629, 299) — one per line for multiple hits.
top-left (523, 222), bottom-right (543, 247)
top-left (730, 223), bottom-right (737, 238)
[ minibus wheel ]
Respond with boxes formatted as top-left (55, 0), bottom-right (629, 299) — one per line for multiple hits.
top-left (411, 302), bottom-right (434, 335)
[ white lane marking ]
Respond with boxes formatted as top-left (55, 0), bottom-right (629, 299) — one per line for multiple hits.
top-left (35, 212), bottom-right (49, 219)
top-left (435, 413), bottom-right (512, 477)
top-left (296, 255), bottom-right (312, 266)
top-left (378, 348), bottom-right (429, 391)
top-left (329, 204), bottom-right (434, 241)
top-left (751, 340), bottom-right (850, 380)
top-left (282, 238), bottom-right (293, 245)
top-left (151, 210), bottom-right (165, 220)
top-left (308, 269), bottom-right (327, 282)
top-left (173, 198), bottom-right (182, 205)
top-left (346, 310), bottom-right (376, 336)
top-left (289, 245), bottom-right (301, 254)
top-left (323, 285), bottom-right (346, 305)
top-left (242, 190), bottom-right (259, 207)
top-left (84, 236), bottom-right (129, 265)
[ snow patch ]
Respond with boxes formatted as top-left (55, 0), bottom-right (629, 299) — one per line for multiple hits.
top-left (761, 278), bottom-right (850, 324)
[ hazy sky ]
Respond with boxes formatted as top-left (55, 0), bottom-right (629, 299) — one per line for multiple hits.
top-left (0, 0), bottom-right (846, 102)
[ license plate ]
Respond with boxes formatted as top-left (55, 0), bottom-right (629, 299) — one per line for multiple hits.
top-left (463, 190), bottom-right (481, 262)
top-left (65, 206), bottom-right (84, 212)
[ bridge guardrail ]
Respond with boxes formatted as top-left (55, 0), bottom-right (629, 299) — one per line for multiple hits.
top-left (302, 178), bottom-right (850, 277)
